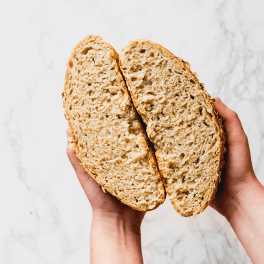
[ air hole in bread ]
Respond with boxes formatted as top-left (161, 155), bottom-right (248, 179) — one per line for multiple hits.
top-left (147, 91), bottom-right (156, 96)
top-left (195, 157), bottom-right (200, 164)
top-left (190, 79), bottom-right (195, 84)
top-left (143, 79), bottom-right (152, 85)
top-left (140, 49), bottom-right (146, 53)
top-left (180, 153), bottom-right (185, 159)
top-left (169, 163), bottom-right (175, 169)
top-left (131, 65), bottom-right (142, 72)
top-left (183, 190), bottom-right (189, 196)
top-left (178, 196), bottom-right (183, 201)
top-left (89, 90), bottom-right (95, 96)
top-left (68, 61), bottom-right (73, 68)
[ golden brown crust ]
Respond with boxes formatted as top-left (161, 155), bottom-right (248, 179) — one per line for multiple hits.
top-left (63, 36), bottom-right (165, 211)
top-left (119, 39), bottom-right (226, 216)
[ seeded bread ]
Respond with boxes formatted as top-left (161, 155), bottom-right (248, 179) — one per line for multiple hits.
top-left (63, 36), bottom-right (165, 211)
top-left (119, 40), bottom-right (226, 216)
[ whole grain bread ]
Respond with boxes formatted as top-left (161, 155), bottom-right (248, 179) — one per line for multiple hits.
top-left (119, 40), bottom-right (226, 216)
top-left (63, 36), bottom-right (165, 211)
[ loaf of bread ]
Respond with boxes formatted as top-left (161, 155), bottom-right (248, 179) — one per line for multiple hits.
top-left (63, 36), bottom-right (165, 211)
top-left (119, 40), bottom-right (226, 216)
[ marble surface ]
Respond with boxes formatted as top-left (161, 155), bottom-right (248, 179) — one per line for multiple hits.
top-left (1, 0), bottom-right (264, 263)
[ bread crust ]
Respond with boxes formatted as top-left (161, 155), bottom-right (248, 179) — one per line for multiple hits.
top-left (63, 36), bottom-right (165, 211)
top-left (119, 39), bottom-right (226, 216)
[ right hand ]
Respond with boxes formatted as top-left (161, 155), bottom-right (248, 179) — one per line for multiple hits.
top-left (210, 97), bottom-right (257, 219)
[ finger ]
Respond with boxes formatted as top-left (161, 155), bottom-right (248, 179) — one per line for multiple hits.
top-left (66, 128), bottom-right (71, 138)
top-left (214, 97), bottom-right (247, 146)
top-left (66, 129), bottom-right (89, 176)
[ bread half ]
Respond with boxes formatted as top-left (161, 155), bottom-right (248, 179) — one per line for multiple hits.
top-left (119, 40), bottom-right (226, 216)
top-left (63, 36), bottom-right (165, 211)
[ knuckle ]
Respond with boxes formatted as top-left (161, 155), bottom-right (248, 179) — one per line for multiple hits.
top-left (66, 146), bottom-right (72, 157)
top-left (242, 133), bottom-right (249, 143)
top-left (230, 110), bottom-right (239, 119)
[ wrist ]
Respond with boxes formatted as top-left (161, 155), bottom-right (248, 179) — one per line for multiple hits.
top-left (224, 172), bottom-right (262, 222)
top-left (92, 211), bottom-right (142, 236)
top-left (90, 212), bottom-right (144, 264)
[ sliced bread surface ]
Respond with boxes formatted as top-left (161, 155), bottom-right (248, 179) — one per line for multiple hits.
top-left (63, 36), bottom-right (165, 211)
top-left (119, 40), bottom-right (226, 216)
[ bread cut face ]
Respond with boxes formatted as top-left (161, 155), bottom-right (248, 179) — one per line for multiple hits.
top-left (63, 36), bottom-right (165, 211)
top-left (119, 40), bottom-right (226, 216)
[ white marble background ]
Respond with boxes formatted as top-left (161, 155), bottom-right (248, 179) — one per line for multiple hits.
top-left (1, 0), bottom-right (264, 263)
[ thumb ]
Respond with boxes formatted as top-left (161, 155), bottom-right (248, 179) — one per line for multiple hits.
top-left (214, 97), bottom-right (247, 146)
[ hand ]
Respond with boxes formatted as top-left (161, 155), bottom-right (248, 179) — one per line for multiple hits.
top-left (210, 98), bottom-right (257, 219)
top-left (66, 129), bottom-right (145, 264)
top-left (66, 128), bottom-right (145, 230)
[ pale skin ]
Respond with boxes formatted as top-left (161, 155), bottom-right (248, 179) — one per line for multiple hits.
top-left (66, 97), bottom-right (264, 264)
